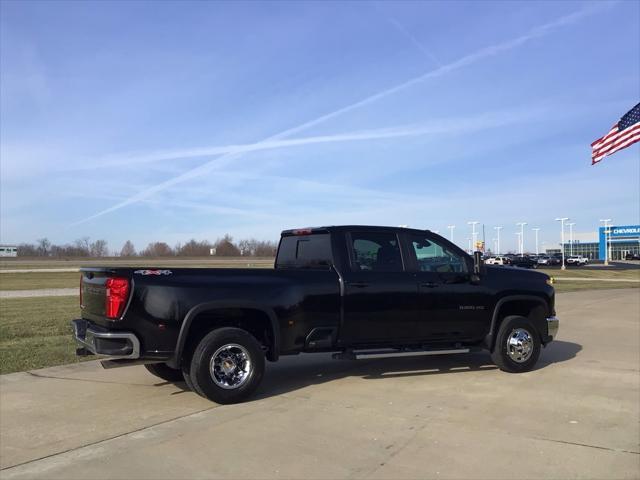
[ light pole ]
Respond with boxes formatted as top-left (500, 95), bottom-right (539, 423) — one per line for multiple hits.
top-left (468, 221), bottom-right (479, 252)
top-left (567, 222), bottom-right (575, 256)
top-left (492, 238), bottom-right (498, 254)
top-left (516, 222), bottom-right (527, 256)
top-left (515, 231), bottom-right (522, 256)
top-left (494, 226), bottom-right (503, 255)
top-left (532, 228), bottom-right (540, 255)
top-left (555, 217), bottom-right (569, 270)
top-left (447, 225), bottom-right (455, 243)
top-left (600, 219), bottom-right (612, 265)
top-left (467, 238), bottom-right (472, 253)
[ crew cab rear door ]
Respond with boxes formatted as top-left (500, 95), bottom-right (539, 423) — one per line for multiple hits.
top-left (340, 230), bottom-right (420, 345)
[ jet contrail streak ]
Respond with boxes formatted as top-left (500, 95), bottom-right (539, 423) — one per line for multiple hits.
top-left (82, 109), bottom-right (542, 169)
top-left (72, 3), bottom-right (607, 226)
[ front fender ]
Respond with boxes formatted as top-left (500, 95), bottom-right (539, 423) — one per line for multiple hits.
top-left (486, 294), bottom-right (550, 350)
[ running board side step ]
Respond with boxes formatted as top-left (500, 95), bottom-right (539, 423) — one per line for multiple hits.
top-left (332, 348), bottom-right (470, 361)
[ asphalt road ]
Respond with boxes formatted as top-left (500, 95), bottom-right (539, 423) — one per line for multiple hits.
top-left (1, 289), bottom-right (638, 479)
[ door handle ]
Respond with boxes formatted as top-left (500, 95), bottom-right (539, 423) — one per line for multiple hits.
top-left (347, 281), bottom-right (370, 288)
top-left (420, 282), bottom-right (439, 288)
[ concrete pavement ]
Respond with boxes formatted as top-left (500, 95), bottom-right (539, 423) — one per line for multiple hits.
top-left (1, 289), bottom-right (639, 479)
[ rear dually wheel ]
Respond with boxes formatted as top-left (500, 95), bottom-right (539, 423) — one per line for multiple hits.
top-left (189, 327), bottom-right (265, 404)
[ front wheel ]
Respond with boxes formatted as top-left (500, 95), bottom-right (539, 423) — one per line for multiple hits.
top-left (190, 327), bottom-right (265, 404)
top-left (491, 315), bottom-right (541, 373)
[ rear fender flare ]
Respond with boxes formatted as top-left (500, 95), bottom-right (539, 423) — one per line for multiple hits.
top-left (168, 301), bottom-right (280, 368)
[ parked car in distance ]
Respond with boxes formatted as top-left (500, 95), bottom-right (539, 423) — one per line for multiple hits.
top-left (548, 254), bottom-right (563, 266)
top-left (510, 256), bottom-right (538, 269)
top-left (566, 255), bottom-right (589, 266)
top-left (537, 256), bottom-right (551, 266)
top-left (625, 252), bottom-right (640, 260)
top-left (485, 256), bottom-right (511, 265)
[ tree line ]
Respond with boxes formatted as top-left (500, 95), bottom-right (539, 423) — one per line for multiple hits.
top-left (16, 235), bottom-right (277, 258)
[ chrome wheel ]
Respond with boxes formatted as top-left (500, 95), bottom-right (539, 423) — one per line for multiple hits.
top-left (210, 343), bottom-right (252, 389)
top-left (506, 328), bottom-right (534, 363)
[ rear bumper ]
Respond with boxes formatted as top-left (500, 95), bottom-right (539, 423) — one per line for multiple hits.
top-left (72, 319), bottom-right (140, 359)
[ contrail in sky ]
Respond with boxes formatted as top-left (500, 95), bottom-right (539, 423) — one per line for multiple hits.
top-left (387, 17), bottom-right (442, 67)
top-left (84, 108), bottom-right (544, 169)
top-left (73, 3), bottom-right (608, 226)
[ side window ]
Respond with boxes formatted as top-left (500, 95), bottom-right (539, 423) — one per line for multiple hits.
top-left (350, 232), bottom-right (403, 272)
top-left (276, 234), bottom-right (332, 269)
top-left (411, 235), bottom-right (468, 274)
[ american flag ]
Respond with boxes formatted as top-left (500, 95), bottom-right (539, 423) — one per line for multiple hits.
top-left (591, 102), bottom-right (640, 165)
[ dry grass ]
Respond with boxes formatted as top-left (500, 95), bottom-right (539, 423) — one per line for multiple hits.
top-left (0, 272), bottom-right (81, 290)
top-left (0, 296), bottom-right (84, 374)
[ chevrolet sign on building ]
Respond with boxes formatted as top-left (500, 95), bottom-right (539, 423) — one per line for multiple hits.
top-left (599, 225), bottom-right (640, 260)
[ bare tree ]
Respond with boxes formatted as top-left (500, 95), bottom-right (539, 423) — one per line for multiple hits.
top-left (36, 238), bottom-right (51, 256)
top-left (73, 237), bottom-right (91, 256)
top-left (235, 238), bottom-right (277, 257)
top-left (17, 243), bottom-right (38, 256)
top-left (120, 240), bottom-right (137, 257)
top-left (214, 234), bottom-right (240, 256)
top-left (90, 239), bottom-right (108, 257)
top-left (254, 240), bottom-right (277, 257)
top-left (141, 242), bottom-right (174, 257)
top-left (237, 239), bottom-right (253, 256)
top-left (177, 239), bottom-right (213, 256)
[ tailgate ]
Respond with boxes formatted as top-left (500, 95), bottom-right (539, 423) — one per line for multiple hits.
top-left (81, 268), bottom-right (132, 321)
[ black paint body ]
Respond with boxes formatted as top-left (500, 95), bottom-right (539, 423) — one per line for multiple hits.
top-left (77, 226), bottom-right (556, 367)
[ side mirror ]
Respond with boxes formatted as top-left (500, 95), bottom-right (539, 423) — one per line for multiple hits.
top-left (473, 251), bottom-right (483, 275)
top-left (470, 251), bottom-right (484, 285)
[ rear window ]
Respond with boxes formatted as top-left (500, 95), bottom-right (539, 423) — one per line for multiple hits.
top-left (276, 234), bottom-right (333, 269)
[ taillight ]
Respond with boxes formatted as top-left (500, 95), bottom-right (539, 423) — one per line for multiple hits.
top-left (105, 277), bottom-right (130, 320)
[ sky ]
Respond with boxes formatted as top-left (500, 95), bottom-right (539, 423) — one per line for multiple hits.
top-left (1, 0), bottom-right (639, 254)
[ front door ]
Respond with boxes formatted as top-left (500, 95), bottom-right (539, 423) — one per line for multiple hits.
top-left (340, 231), bottom-right (420, 345)
top-left (407, 233), bottom-right (490, 342)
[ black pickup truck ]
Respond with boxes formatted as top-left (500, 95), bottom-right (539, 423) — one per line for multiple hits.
top-left (72, 225), bottom-right (559, 404)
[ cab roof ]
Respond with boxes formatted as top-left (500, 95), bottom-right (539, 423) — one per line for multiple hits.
top-left (281, 225), bottom-right (432, 236)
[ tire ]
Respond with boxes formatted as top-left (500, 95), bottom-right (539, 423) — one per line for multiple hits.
top-left (190, 327), bottom-right (265, 404)
top-left (491, 315), bottom-right (541, 373)
top-left (145, 362), bottom-right (184, 382)
top-left (181, 362), bottom-right (199, 393)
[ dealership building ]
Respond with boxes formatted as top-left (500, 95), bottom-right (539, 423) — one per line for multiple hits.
top-left (547, 224), bottom-right (640, 260)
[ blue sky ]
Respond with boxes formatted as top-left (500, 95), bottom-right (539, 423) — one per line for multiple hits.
top-left (1, 0), bottom-right (639, 254)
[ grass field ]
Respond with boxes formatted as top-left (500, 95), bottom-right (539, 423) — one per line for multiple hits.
top-left (538, 267), bottom-right (640, 292)
top-left (0, 296), bottom-right (83, 374)
top-left (552, 281), bottom-right (639, 292)
top-left (0, 272), bottom-right (81, 290)
top-left (539, 267), bottom-right (640, 281)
